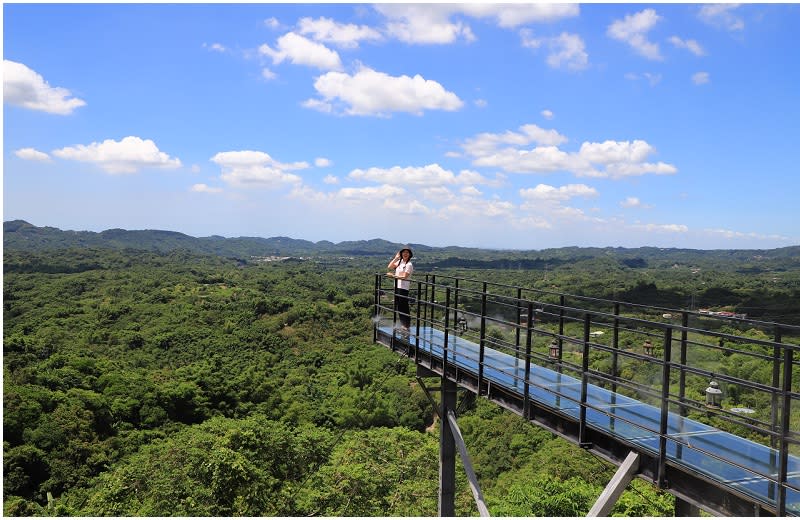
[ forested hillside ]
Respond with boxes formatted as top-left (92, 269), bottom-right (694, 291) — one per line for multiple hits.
top-left (4, 223), bottom-right (799, 515)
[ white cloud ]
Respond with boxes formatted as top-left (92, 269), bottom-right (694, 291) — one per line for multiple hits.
top-left (315, 157), bottom-right (332, 167)
top-left (52, 136), bottom-right (182, 174)
top-left (306, 66), bottom-right (463, 116)
top-left (349, 163), bottom-right (457, 187)
top-left (541, 109), bottom-right (554, 120)
top-left (203, 42), bottom-right (226, 53)
top-left (374, 4), bottom-right (475, 44)
top-left (692, 71), bottom-right (710, 85)
top-left (521, 30), bottom-right (589, 71)
top-left (4, 60), bottom-right (86, 115)
top-left (457, 4), bottom-right (580, 28)
top-left (519, 183), bottom-right (598, 202)
top-left (669, 36), bottom-right (706, 56)
top-left (210, 150), bottom-right (307, 188)
top-left (297, 16), bottom-right (383, 48)
top-left (698, 4), bottom-right (744, 31)
top-left (261, 68), bottom-right (277, 81)
top-left (625, 72), bottom-right (662, 86)
top-left (620, 196), bottom-right (642, 208)
top-left (632, 223), bottom-right (689, 233)
top-left (374, 3), bottom-right (578, 45)
top-left (461, 126), bottom-right (676, 179)
top-left (474, 98), bottom-right (488, 108)
top-left (259, 32), bottom-right (342, 70)
top-left (191, 183), bottom-right (223, 194)
top-left (462, 123), bottom-right (568, 158)
top-left (264, 17), bottom-right (281, 30)
top-left (15, 147), bottom-right (51, 162)
top-left (337, 184), bottom-right (405, 201)
top-left (579, 140), bottom-right (654, 164)
top-left (323, 174), bottom-right (339, 184)
top-left (607, 9), bottom-right (663, 60)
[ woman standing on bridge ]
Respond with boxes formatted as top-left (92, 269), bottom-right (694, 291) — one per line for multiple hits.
top-left (388, 247), bottom-right (414, 333)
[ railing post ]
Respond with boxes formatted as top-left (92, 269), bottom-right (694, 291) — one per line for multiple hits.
top-left (579, 313), bottom-right (591, 447)
top-left (429, 274), bottom-right (436, 325)
top-left (657, 327), bottom-right (673, 488)
top-left (679, 312), bottom-right (689, 417)
top-left (558, 295), bottom-right (565, 352)
top-left (414, 280), bottom-right (423, 361)
top-left (612, 302), bottom-right (620, 395)
top-left (771, 327), bottom-right (783, 450)
top-left (777, 345), bottom-right (792, 517)
top-left (515, 287), bottom-right (523, 357)
top-left (453, 278), bottom-right (460, 335)
top-left (523, 301), bottom-right (534, 420)
top-left (374, 274), bottom-right (381, 342)
top-left (442, 288), bottom-right (451, 375)
top-left (477, 282), bottom-right (487, 395)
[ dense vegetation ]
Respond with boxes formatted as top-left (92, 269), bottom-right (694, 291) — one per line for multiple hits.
top-left (4, 222), bottom-right (799, 516)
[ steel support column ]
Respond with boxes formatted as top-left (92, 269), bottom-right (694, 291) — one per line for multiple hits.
top-left (439, 375), bottom-right (458, 517)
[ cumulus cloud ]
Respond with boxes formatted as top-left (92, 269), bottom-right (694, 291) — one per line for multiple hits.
top-left (669, 36), bottom-right (706, 56)
top-left (323, 174), bottom-right (339, 184)
top-left (203, 42), bottom-right (226, 53)
top-left (459, 125), bottom-right (676, 179)
top-left (607, 9), bottom-right (663, 60)
top-left (305, 66), bottom-right (463, 116)
top-left (632, 223), bottom-right (689, 233)
top-left (625, 72), bottom-right (663, 87)
top-left (521, 30), bottom-right (589, 71)
top-left (297, 16), bottom-right (383, 48)
top-left (541, 109), bottom-right (554, 120)
top-left (4, 60), bottom-right (86, 115)
top-left (698, 4), bottom-right (744, 31)
top-left (315, 157), bottom-right (332, 167)
top-left (620, 196), bottom-right (643, 208)
top-left (210, 150), bottom-right (307, 188)
top-left (191, 183), bottom-right (223, 193)
top-left (692, 71), bottom-right (710, 85)
top-left (374, 3), bottom-right (578, 44)
top-left (52, 136), bottom-right (182, 174)
top-left (349, 163), bottom-right (458, 187)
top-left (15, 147), bottom-right (51, 162)
top-left (519, 183), bottom-right (598, 202)
top-left (259, 32), bottom-right (343, 70)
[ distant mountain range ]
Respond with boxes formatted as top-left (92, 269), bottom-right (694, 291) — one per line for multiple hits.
top-left (4, 220), bottom-right (800, 268)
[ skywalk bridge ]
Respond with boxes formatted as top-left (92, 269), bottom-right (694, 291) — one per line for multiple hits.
top-left (372, 272), bottom-right (800, 516)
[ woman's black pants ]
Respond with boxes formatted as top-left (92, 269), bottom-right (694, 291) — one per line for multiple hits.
top-left (395, 288), bottom-right (410, 329)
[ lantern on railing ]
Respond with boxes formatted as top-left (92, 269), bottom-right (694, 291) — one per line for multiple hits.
top-left (457, 315), bottom-right (468, 333)
top-left (643, 339), bottom-right (654, 356)
top-left (549, 340), bottom-right (560, 359)
top-left (705, 380), bottom-right (723, 408)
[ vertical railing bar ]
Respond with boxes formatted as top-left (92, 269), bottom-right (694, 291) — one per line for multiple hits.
top-left (443, 287), bottom-right (452, 376)
top-left (453, 278), bottom-right (460, 336)
top-left (658, 327), bottom-right (673, 488)
top-left (516, 287), bottom-right (523, 357)
top-left (777, 344), bottom-right (792, 517)
top-left (579, 313), bottom-right (591, 447)
top-left (414, 279), bottom-right (423, 362)
top-left (478, 282), bottom-right (487, 395)
top-left (612, 302), bottom-right (620, 395)
top-left (679, 312), bottom-right (689, 417)
top-left (771, 327), bottom-right (782, 450)
top-left (523, 301), bottom-right (534, 421)
top-left (558, 295), bottom-right (565, 352)
top-left (374, 273), bottom-right (380, 343)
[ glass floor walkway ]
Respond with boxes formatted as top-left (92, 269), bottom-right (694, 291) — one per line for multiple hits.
top-left (377, 324), bottom-right (800, 515)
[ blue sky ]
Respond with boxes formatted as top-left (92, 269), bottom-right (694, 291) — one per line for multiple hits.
top-left (4, 3), bottom-right (799, 250)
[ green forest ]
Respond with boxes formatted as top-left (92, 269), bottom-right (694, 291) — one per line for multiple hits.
top-left (4, 223), bottom-right (800, 516)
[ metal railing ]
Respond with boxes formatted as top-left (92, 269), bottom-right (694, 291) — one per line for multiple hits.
top-left (373, 272), bottom-right (800, 516)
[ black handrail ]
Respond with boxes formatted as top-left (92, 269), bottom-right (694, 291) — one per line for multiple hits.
top-left (374, 272), bottom-right (800, 516)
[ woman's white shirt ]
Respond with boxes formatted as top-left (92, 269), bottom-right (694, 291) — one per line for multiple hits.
top-left (394, 260), bottom-right (413, 290)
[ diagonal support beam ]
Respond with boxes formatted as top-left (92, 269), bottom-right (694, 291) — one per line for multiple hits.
top-left (587, 451), bottom-right (640, 517)
top-left (446, 410), bottom-right (490, 517)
